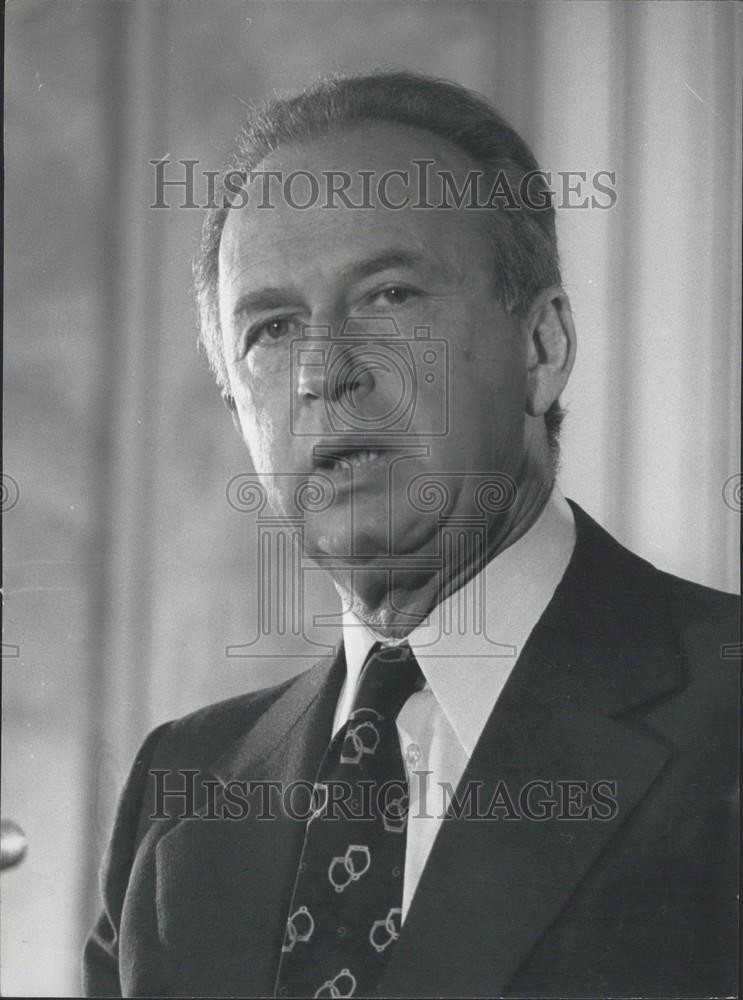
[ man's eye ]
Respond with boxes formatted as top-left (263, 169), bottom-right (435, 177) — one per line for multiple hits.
top-left (367, 286), bottom-right (418, 308)
top-left (253, 317), bottom-right (294, 344)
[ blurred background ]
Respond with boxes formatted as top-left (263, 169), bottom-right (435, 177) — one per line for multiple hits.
top-left (2, 0), bottom-right (740, 994)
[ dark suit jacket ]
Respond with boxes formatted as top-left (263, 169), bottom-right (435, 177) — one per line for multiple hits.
top-left (83, 504), bottom-right (739, 997)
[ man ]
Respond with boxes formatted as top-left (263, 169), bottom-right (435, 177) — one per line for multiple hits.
top-left (84, 72), bottom-right (738, 998)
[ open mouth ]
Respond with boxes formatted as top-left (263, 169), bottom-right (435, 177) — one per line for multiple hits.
top-left (313, 445), bottom-right (386, 472)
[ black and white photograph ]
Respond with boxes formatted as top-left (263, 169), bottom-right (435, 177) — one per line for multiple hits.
top-left (2, 1), bottom-right (741, 996)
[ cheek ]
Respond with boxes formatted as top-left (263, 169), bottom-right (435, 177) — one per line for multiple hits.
top-left (452, 313), bottom-right (524, 398)
top-left (446, 319), bottom-right (526, 449)
top-left (234, 376), bottom-right (292, 469)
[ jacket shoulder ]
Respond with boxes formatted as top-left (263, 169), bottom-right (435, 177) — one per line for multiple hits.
top-left (657, 570), bottom-right (739, 684)
top-left (151, 671), bottom-right (301, 770)
top-left (569, 500), bottom-right (738, 626)
top-left (657, 569), bottom-right (738, 626)
top-left (566, 501), bottom-right (739, 691)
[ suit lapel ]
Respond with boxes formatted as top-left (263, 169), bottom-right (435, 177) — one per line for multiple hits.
top-left (154, 653), bottom-right (346, 996)
top-left (209, 652), bottom-right (345, 787)
top-left (384, 504), bottom-right (688, 997)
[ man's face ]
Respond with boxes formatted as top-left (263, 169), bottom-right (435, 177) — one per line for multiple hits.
top-left (218, 123), bottom-right (528, 565)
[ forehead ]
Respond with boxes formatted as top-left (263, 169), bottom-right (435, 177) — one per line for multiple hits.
top-left (218, 122), bottom-right (494, 292)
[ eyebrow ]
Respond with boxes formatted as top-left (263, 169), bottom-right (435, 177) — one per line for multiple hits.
top-left (232, 287), bottom-right (297, 319)
top-left (343, 248), bottom-right (428, 284)
top-left (231, 248), bottom-right (428, 319)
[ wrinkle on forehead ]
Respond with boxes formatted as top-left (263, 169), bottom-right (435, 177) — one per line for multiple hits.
top-left (220, 213), bottom-right (475, 297)
top-left (219, 122), bottom-right (492, 268)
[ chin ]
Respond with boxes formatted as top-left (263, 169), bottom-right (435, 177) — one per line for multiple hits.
top-left (304, 513), bottom-right (439, 566)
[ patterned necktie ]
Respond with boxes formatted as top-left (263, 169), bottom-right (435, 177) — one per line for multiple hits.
top-left (275, 642), bottom-right (423, 999)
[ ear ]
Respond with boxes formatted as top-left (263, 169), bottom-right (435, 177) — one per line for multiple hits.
top-left (522, 286), bottom-right (577, 416)
top-left (222, 389), bottom-right (243, 436)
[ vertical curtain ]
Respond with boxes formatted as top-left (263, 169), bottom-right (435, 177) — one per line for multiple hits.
top-left (532, 1), bottom-right (740, 590)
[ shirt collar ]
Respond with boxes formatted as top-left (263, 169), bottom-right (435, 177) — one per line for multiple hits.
top-left (338, 484), bottom-right (576, 755)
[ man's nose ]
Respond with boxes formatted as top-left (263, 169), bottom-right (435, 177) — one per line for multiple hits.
top-left (295, 336), bottom-right (376, 406)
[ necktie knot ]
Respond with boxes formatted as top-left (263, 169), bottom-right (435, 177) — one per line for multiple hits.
top-left (351, 643), bottom-right (423, 721)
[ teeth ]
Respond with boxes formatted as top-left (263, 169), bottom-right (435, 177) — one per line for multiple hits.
top-left (330, 449), bottom-right (381, 471)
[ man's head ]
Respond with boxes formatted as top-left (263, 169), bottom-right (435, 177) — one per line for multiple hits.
top-left (194, 71), bottom-right (576, 573)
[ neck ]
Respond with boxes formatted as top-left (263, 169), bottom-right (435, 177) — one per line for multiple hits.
top-left (332, 464), bottom-right (555, 640)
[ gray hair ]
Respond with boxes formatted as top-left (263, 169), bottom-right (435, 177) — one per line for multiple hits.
top-left (193, 70), bottom-right (565, 456)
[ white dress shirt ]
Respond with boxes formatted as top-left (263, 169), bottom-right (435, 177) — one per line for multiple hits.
top-left (333, 485), bottom-right (576, 920)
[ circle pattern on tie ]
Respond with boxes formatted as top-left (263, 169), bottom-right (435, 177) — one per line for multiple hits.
top-left (274, 643), bottom-right (423, 997)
